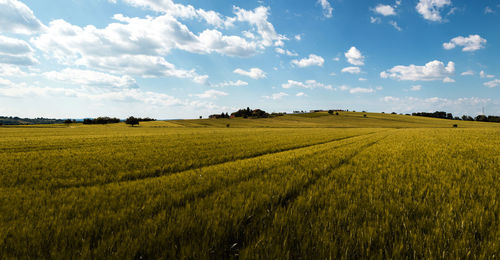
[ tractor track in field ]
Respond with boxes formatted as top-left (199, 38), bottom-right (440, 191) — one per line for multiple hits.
top-left (221, 134), bottom-right (389, 257)
top-left (48, 131), bottom-right (383, 190)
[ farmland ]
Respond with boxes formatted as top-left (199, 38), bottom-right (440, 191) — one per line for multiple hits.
top-left (0, 112), bottom-right (499, 258)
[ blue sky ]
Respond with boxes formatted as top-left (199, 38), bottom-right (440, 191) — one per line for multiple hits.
top-left (0, 0), bottom-right (499, 119)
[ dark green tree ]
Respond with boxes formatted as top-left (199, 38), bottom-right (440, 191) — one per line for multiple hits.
top-left (126, 116), bottom-right (140, 127)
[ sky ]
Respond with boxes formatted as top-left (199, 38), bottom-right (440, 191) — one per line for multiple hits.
top-left (0, 0), bottom-right (499, 119)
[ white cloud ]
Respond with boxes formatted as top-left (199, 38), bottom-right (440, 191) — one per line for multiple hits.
top-left (76, 55), bottom-right (208, 84)
top-left (480, 70), bottom-right (495, 79)
top-left (0, 0), bottom-right (44, 34)
top-left (338, 85), bottom-right (377, 94)
top-left (389, 21), bottom-right (402, 31)
top-left (484, 79), bottom-right (500, 88)
top-left (0, 77), bottom-right (14, 86)
top-left (370, 17), bottom-right (381, 24)
top-left (31, 4), bottom-right (286, 83)
top-left (461, 70), bottom-right (474, 76)
top-left (443, 35), bottom-right (487, 52)
top-left (212, 80), bottom-right (248, 87)
top-left (291, 54), bottom-right (325, 67)
top-left (296, 92), bottom-right (306, 97)
top-left (0, 82), bottom-right (185, 107)
top-left (233, 67), bottom-right (267, 79)
top-left (380, 60), bottom-right (455, 82)
top-left (193, 89), bottom-right (228, 99)
top-left (374, 4), bottom-right (396, 16)
top-left (349, 87), bottom-right (375, 94)
top-left (264, 92), bottom-right (288, 100)
top-left (0, 35), bottom-right (37, 65)
top-left (443, 77), bottom-right (455, 83)
top-left (0, 64), bottom-right (28, 77)
top-left (333, 57), bottom-right (340, 61)
top-left (341, 66), bottom-right (361, 74)
top-left (295, 34), bottom-right (302, 41)
top-left (44, 68), bottom-right (137, 89)
top-left (411, 85), bottom-right (422, 91)
top-left (416, 0), bottom-right (452, 22)
top-left (318, 0), bottom-right (333, 18)
top-left (275, 48), bottom-right (298, 56)
top-left (358, 77), bottom-right (367, 81)
top-left (282, 79), bottom-right (333, 90)
top-left (329, 72), bottom-right (336, 76)
top-left (345, 46), bottom-right (365, 66)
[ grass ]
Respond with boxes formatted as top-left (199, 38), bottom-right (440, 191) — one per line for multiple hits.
top-left (0, 112), bottom-right (499, 258)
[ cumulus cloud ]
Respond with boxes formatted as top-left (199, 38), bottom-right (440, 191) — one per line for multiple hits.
top-left (264, 92), bottom-right (288, 100)
top-left (296, 92), bottom-right (306, 97)
top-left (212, 80), bottom-right (248, 87)
top-left (233, 67), bottom-right (266, 79)
top-left (30, 4), bottom-right (286, 83)
top-left (282, 79), bottom-right (333, 90)
top-left (345, 46), bottom-right (365, 66)
top-left (480, 70), bottom-right (495, 79)
top-left (0, 0), bottom-right (44, 34)
top-left (0, 35), bottom-right (37, 65)
top-left (44, 68), bottom-right (138, 89)
top-left (193, 89), bottom-right (228, 99)
top-left (341, 66), bottom-right (361, 74)
top-left (443, 35), bottom-right (487, 52)
top-left (291, 54), bottom-right (325, 67)
top-left (484, 79), bottom-right (500, 88)
top-left (380, 60), bottom-right (455, 82)
top-left (373, 4), bottom-right (396, 16)
top-left (318, 0), bottom-right (333, 18)
top-left (416, 0), bottom-right (452, 22)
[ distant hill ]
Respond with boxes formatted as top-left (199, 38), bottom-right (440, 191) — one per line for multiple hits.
top-left (166, 111), bottom-right (500, 129)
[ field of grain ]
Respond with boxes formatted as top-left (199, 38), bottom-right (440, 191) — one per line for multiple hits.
top-left (1, 113), bottom-right (499, 258)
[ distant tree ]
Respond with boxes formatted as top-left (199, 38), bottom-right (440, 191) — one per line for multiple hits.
top-left (126, 116), bottom-right (140, 127)
top-left (363, 114), bottom-right (367, 118)
top-left (475, 115), bottom-right (488, 122)
top-left (328, 110), bottom-right (333, 115)
top-left (226, 124), bottom-right (230, 128)
top-left (335, 112), bottom-right (339, 116)
top-left (64, 119), bottom-right (73, 126)
top-left (453, 124), bottom-right (458, 128)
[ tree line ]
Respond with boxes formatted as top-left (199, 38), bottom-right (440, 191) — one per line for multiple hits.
top-left (412, 111), bottom-right (500, 123)
top-left (209, 107), bottom-right (270, 119)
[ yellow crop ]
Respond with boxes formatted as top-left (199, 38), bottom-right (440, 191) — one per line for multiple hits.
top-left (0, 113), bottom-right (499, 258)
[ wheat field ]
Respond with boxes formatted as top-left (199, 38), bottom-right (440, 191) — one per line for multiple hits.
top-left (1, 113), bottom-right (499, 258)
